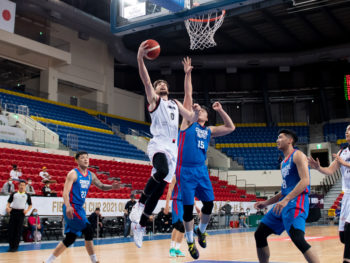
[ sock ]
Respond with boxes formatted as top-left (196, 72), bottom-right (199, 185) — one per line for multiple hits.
top-left (175, 242), bottom-right (181, 249)
top-left (199, 223), bottom-right (208, 233)
top-left (45, 254), bottom-right (56, 263)
top-left (90, 254), bottom-right (98, 263)
top-left (170, 241), bottom-right (175, 248)
top-left (185, 231), bottom-right (194, 243)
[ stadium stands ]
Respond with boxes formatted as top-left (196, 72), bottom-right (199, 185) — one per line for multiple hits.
top-left (215, 123), bottom-right (309, 170)
top-left (0, 148), bottom-right (262, 201)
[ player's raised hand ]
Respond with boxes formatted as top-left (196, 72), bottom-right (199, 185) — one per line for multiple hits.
top-left (137, 41), bottom-right (150, 59)
top-left (212, 102), bottom-right (222, 111)
top-left (307, 156), bottom-right (320, 169)
top-left (66, 206), bottom-right (74, 219)
top-left (254, 201), bottom-right (267, 210)
top-left (192, 103), bottom-right (201, 112)
top-left (111, 181), bottom-right (120, 190)
top-left (182, 56), bottom-right (193, 74)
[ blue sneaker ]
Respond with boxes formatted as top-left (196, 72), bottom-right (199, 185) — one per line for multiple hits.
top-left (175, 249), bottom-right (185, 257)
top-left (169, 248), bottom-right (177, 257)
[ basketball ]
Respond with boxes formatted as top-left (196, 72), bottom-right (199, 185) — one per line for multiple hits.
top-left (145, 39), bottom-right (160, 60)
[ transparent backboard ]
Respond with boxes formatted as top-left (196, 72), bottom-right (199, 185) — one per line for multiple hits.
top-left (111, 0), bottom-right (248, 35)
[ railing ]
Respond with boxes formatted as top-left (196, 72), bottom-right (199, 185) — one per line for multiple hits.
top-left (3, 103), bottom-right (29, 116)
top-left (320, 169), bottom-right (341, 195)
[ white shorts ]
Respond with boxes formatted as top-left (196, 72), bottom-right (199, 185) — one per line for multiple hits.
top-left (147, 140), bottom-right (177, 183)
top-left (339, 194), bottom-right (350, 231)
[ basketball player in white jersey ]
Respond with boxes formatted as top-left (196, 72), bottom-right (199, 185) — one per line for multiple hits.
top-left (130, 41), bottom-right (201, 248)
top-left (308, 124), bottom-right (350, 262)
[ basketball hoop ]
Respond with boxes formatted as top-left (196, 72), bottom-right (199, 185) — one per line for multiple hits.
top-left (184, 9), bottom-right (225, 50)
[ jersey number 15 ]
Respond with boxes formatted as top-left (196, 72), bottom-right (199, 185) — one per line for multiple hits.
top-left (198, 140), bottom-right (205, 149)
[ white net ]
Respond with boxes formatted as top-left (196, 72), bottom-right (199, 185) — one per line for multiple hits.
top-left (184, 10), bottom-right (225, 50)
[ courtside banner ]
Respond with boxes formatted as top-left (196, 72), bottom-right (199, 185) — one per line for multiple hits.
top-left (0, 196), bottom-right (258, 216)
top-left (0, 0), bottom-right (16, 33)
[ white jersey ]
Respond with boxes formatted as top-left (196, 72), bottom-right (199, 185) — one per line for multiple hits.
top-left (147, 98), bottom-right (179, 182)
top-left (340, 146), bottom-right (350, 194)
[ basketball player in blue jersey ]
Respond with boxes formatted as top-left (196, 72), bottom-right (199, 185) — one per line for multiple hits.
top-left (254, 130), bottom-right (320, 263)
top-left (44, 151), bottom-right (120, 263)
top-left (130, 41), bottom-right (201, 248)
top-left (308, 124), bottom-right (350, 263)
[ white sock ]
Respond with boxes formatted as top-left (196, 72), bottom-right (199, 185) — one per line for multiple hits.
top-left (185, 231), bottom-right (194, 243)
top-left (170, 241), bottom-right (175, 248)
top-left (90, 254), bottom-right (98, 263)
top-left (175, 242), bottom-right (181, 250)
top-left (199, 223), bottom-right (208, 233)
top-left (45, 254), bottom-right (56, 263)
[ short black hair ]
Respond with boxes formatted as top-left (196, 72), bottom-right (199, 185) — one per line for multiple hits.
top-left (75, 151), bottom-right (88, 160)
top-left (19, 180), bottom-right (26, 184)
top-left (95, 207), bottom-right (100, 211)
top-left (278, 129), bottom-right (298, 146)
top-left (200, 105), bottom-right (210, 113)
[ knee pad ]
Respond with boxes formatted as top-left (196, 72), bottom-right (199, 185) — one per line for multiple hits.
top-left (183, 205), bottom-right (194, 222)
top-left (254, 223), bottom-right (273, 248)
top-left (340, 231), bottom-right (345, 244)
top-left (289, 226), bottom-right (311, 254)
top-left (63, 232), bottom-right (77, 247)
top-left (82, 224), bottom-right (94, 241)
top-left (152, 153), bottom-right (169, 182)
top-left (174, 221), bottom-right (185, 233)
top-left (201, 201), bottom-right (214, 215)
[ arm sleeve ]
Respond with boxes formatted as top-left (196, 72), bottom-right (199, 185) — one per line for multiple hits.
top-left (8, 192), bottom-right (14, 203)
top-left (27, 194), bottom-right (32, 205)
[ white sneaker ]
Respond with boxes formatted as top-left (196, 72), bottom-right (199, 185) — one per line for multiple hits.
top-left (130, 202), bottom-right (144, 223)
top-left (132, 222), bottom-right (145, 248)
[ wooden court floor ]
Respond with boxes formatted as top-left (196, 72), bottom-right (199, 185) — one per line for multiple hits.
top-left (0, 225), bottom-right (342, 263)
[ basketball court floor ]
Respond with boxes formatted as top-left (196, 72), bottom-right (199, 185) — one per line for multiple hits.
top-left (0, 225), bottom-right (342, 263)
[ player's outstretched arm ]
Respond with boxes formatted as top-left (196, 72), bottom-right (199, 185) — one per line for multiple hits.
top-left (174, 100), bottom-right (200, 123)
top-left (183, 56), bottom-right (193, 110)
top-left (63, 170), bottom-right (77, 219)
top-left (308, 150), bottom-right (341, 175)
top-left (92, 173), bottom-right (120, 191)
top-left (209, 102), bottom-right (235, 138)
top-left (164, 176), bottom-right (176, 215)
top-left (273, 151), bottom-right (310, 215)
top-left (137, 41), bottom-right (158, 106)
top-left (254, 192), bottom-right (282, 210)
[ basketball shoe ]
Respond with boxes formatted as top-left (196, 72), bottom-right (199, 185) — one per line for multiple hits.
top-left (132, 222), bottom-right (145, 248)
top-left (169, 248), bottom-right (177, 257)
top-left (187, 242), bottom-right (199, 259)
top-left (194, 226), bottom-right (208, 248)
top-left (130, 202), bottom-right (144, 223)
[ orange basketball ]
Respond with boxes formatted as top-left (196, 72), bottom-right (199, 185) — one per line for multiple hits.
top-left (145, 39), bottom-right (160, 60)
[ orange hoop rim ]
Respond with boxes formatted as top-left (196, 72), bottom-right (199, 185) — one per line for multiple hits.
top-left (188, 9), bottom-right (226, 23)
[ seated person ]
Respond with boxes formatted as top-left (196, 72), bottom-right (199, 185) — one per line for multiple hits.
top-left (25, 179), bottom-right (36, 195)
top-left (238, 208), bottom-right (248, 228)
top-left (39, 167), bottom-right (51, 183)
top-left (1, 178), bottom-right (15, 195)
top-left (10, 164), bottom-right (22, 181)
top-left (156, 208), bottom-right (171, 233)
top-left (88, 208), bottom-right (104, 237)
top-left (42, 182), bottom-right (56, 197)
top-left (28, 209), bottom-right (43, 240)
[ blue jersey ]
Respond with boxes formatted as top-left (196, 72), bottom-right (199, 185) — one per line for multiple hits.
top-left (281, 150), bottom-right (310, 196)
top-left (69, 168), bottom-right (92, 206)
top-left (178, 122), bottom-right (211, 166)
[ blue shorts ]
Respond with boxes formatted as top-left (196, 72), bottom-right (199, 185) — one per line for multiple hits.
top-left (63, 204), bottom-right (90, 237)
top-left (261, 193), bottom-right (309, 235)
top-left (179, 164), bottom-right (214, 205)
top-left (172, 199), bottom-right (183, 224)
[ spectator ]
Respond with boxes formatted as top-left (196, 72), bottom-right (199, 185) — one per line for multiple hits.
top-left (156, 208), bottom-right (171, 233)
top-left (10, 164), bottom-right (22, 181)
top-left (39, 167), bottom-right (51, 183)
top-left (41, 182), bottom-right (56, 197)
top-left (264, 207), bottom-right (268, 215)
top-left (220, 201), bottom-right (232, 228)
top-left (1, 178), bottom-right (15, 195)
top-left (246, 207), bottom-right (251, 216)
top-left (256, 209), bottom-right (264, 216)
top-left (28, 209), bottom-right (43, 241)
top-left (88, 208), bottom-right (103, 238)
top-left (25, 179), bottom-right (35, 196)
top-left (6, 180), bottom-right (32, 252)
top-left (123, 194), bottom-right (136, 237)
top-left (238, 208), bottom-right (248, 228)
top-left (12, 121), bottom-right (20, 128)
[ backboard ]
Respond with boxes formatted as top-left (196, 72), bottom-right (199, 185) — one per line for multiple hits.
top-left (110, 0), bottom-right (248, 36)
